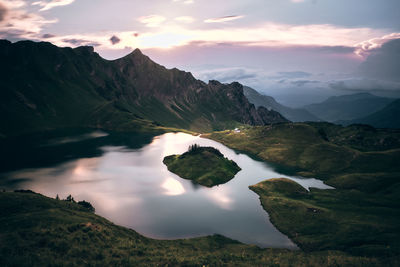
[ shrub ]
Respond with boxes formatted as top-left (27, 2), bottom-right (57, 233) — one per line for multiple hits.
top-left (64, 195), bottom-right (75, 203)
top-left (78, 200), bottom-right (95, 212)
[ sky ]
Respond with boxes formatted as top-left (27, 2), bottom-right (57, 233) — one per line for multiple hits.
top-left (0, 0), bottom-right (399, 106)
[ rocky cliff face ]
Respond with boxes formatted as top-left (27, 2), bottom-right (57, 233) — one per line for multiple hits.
top-left (0, 40), bottom-right (288, 136)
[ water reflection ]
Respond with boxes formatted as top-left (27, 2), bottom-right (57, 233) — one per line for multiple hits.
top-left (42, 130), bottom-right (109, 146)
top-left (162, 178), bottom-right (185, 196)
top-left (206, 187), bottom-right (234, 210)
top-left (0, 131), bottom-right (333, 248)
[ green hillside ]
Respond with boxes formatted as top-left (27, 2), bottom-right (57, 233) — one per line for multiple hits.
top-left (204, 122), bottom-right (400, 182)
top-left (250, 178), bottom-right (400, 255)
top-left (204, 122), bottom-right (400, 258)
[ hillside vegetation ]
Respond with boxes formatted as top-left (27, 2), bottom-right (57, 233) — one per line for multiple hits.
top-left (204, 122), bottom-right (400, 188)
top-left (250, 178), bottom-right (400, 256)
top-left (1, 191), bottom-right (397, 267)
top-left (205, 122), bottom-right (400, 257)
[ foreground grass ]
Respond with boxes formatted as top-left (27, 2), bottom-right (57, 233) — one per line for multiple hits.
top-left (250, 178), bottom-right (400, 256)
top-left (1, 191), bottom-right (396, 267)
top-left (163, 146), bottom-right (241, 187)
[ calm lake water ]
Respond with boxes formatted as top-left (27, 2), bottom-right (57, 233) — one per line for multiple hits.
top-left (0, 130), bottom-right (332, 248)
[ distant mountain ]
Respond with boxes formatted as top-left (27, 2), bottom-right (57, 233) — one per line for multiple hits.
top-left (303, 93), bottom-right (394, 122)
top-left (0, 40), bottom-right (287, 137)
top-left (338, 99), bottom-right (400, 129)
top-left (243, 86), bottom-right (320, 122)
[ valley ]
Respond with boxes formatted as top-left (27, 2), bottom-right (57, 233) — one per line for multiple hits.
top-left (1, 39), bottom-right (399, 266)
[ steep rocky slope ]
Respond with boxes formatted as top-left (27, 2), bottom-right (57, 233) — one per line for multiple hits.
top-left (0, 40), bottom-right (288, 137)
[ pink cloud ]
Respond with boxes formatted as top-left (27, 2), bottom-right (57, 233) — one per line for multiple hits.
top-left (204, 15), bottom-right (244, 23)
top-left (32, 0), bottom-right (75, 12)
top-left (354, 33), bottom-right (400, 58)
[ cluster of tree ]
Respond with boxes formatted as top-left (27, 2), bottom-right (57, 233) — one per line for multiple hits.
top-left (187, 144), bottom-right (224, 157)
top-left (188, 143), bottom-right (201, 153)
top-left (56, 194), bottom-right (95, 213)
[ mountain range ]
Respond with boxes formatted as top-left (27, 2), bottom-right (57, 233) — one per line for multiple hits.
top-left (243, 86), bottom-right (320, 122)
top-left (303, 93), bottom-right (394, 122)
top-left (337, 99), bottom-right (400, 128)
top-left (0, 40), bottom-right (287, 137)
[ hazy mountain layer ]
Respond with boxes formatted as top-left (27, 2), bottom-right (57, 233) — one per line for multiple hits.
top-left (338, 99), bottom-right (400, 128)
top-left (243, 86), bottom-right (320, 122)
top-left (0, 40), bottom-right (287, 137)
top-left (303, 93), bottom-right (394, 122)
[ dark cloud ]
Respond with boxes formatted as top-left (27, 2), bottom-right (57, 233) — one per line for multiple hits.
top-left (0, 3), bottom-right (7, 22)
top-left (359, 38), bottom-right (400, 82)
top-left (62, 38), bottom-right (100, 47)
top-left (86, 42), bottom-right (101, 47)
top-left (291, 80), bottom-right (320, 87)
top-left (42, 33), bottom-right (56, 39)
top-left (0, 30), bottom-right (35, 41)
top-left (315, 45), bottom-right (355, 54)
top-left (109, 35), bottom-right (121, 45)
top-left (63, 38), bottom-right (84, 45)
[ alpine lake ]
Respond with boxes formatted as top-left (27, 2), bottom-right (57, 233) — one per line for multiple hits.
top-left (0, 129), bottom-right (333, 249)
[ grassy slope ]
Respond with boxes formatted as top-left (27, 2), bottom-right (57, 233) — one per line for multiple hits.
top-left (249, 178), bottom-right (400, 256)
top-left (203, 123), bottom-right (400, 188)
top-left (0, 191), bottom-right (395, 267)
top-left (204, 122), bottom-right (400, 257)
top-left (163, 147), bottom-right (241, 187)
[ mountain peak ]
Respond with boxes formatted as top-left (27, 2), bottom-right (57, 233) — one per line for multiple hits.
top-left (132, 48), bottom-right (143, 55)
top-left (119, 48), bottom-right (150, 62)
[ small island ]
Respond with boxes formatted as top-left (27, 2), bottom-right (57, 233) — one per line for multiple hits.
top-left (163, 144), bottom-right (241, 187)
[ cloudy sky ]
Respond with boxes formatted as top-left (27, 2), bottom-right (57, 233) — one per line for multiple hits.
top-left (0, 0), bottom-right (399, 106)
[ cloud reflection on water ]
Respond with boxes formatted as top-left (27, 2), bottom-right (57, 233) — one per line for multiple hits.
top-left (1, 132), bottom-right (335, 249)
top-left (162, 177), bottom-right (186, 196)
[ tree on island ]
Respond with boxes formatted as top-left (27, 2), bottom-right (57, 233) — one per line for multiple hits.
top-left (188, 143), bottom-right (201, 152)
